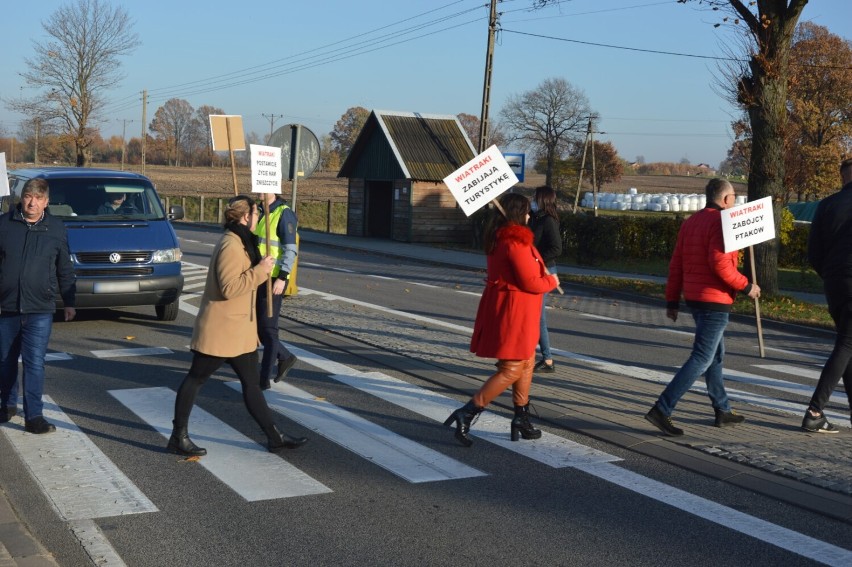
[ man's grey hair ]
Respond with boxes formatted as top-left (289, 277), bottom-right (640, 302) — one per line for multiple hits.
top-left (21, 178), bottom-right (49, 198)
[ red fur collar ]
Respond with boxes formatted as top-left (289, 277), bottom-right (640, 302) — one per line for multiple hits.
top-left (497, 223), bottom-right (533, 246)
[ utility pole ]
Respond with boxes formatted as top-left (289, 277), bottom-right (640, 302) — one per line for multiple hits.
top-left (120, 119), bottom-right (134, 170)
top-left (572, 115), bottom-right (600, 216)
top-left (477, 0), bottom-right (498, 153)
top-left (141, 90), bottom-right (147, 174)
top-left (262, 113), bottom-right (283, 144)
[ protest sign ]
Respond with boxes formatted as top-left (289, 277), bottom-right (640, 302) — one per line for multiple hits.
top-left (0, 153), bottom-right (8, 197)
top-left (443, 145), bottom-right (518, 217)
top-left (720, 196), bottom-right (775, 253)
top-left (250, 145), bottom-right (282, 194)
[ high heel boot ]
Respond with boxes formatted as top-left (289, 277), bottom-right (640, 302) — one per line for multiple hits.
top-left (511, 404), bottom-right (542, 441)
top-left (443, 400), bottom-right (482, 447)
top-left (267, 424), bottom-right (308, 453)
top-left (167, 420), bottom-right (207, 456)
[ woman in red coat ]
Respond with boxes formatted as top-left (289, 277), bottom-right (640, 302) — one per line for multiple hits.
top-left (444, 193), bottom-right (560, 446)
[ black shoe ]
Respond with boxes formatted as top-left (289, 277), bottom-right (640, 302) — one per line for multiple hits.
top-left (24, 417), bottom-right (56, 434)
top-left (443, 401), bottom-right (482, 447)
top-left (714, 408), bottom-right (745, 427)
top-left (534, 360), bottom-right (555, 373)
top-left (259, 379), bottom-right (271, 391)
top-left (274, 354), bottom-right (298, 383)
top-left (267, 424), bottom-right (307, 452)
top-left (644, 405), bottom-right (684, 436)
top-left (0, 406), bottom-right (16, 424)
top-left (167, 421), bottom-right (207, 456)
top-left (801, 411), bottom-right (839, 434)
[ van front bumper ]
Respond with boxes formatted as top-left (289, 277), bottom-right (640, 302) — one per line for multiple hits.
top-left (65, 274), bottom-right (184, 309)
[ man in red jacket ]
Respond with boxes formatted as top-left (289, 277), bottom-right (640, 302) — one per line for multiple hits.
top-left (645, 178), bottom-right (761, 436)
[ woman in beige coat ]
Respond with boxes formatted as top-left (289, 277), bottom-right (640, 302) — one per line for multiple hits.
top-left (167, 195), bottom-right (307, 456)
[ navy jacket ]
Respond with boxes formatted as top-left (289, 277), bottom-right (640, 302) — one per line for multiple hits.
top-left (0, 207), bottom-right (76, 313)
top-left (808, 182), bottom-right (852, 283)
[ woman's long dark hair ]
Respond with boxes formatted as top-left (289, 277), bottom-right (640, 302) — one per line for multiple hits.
top-left (533, 185), bottom-right (559, 221)
top-left (482, 193), bottom-right (530, 254)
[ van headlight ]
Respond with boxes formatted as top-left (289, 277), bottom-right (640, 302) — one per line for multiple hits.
top-left (151, 248), bottom-right (182, 263)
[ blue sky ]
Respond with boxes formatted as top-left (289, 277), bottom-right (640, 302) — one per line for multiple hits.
top-left (1, 0), bottom-right (849, 168)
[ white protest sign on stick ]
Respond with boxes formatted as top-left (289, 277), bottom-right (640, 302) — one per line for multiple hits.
top-left (719, 195), bottom-right (775, 358)
top-left (250, 144), bottom-right (282, 194)
top-left (249, 144), bottom-right (283, 317)
top-left (0, 153), bottom-right (8, 197)
top-left (443, 145), bottom-right (518, 217)
top-left (443, 145), bottom-right (562, 294)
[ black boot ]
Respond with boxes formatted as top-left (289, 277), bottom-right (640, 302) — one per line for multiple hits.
top-left (511, 404), bottom-right (542, 441)
top-left (167, 420), bottom-right (207, 456)
top-left (267, 424), bottom-right (308, 453)
top-left (443, 400), bottom-right (482, 447)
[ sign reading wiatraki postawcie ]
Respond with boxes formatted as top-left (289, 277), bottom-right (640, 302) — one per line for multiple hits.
top-left (720, 196), bottom-right (776, 253)
top-left (443, 145), bottom-right (519, 217)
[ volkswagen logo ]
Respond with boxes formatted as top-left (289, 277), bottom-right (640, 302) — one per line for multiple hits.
top-left (109, 253), bottom-right (122, 264)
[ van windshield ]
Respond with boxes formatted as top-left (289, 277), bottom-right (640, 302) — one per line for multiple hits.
top-left (44, 179), bottom-right (166, 221)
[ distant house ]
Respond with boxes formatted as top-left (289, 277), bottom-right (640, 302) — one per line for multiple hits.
top-left (696, 163), bottom-right (716, 175)
top-left (338, 110), bottom-right (476, 243)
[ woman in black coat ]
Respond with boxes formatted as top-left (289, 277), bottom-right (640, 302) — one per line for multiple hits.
top-left (528, 186), bottom-right (562, 372)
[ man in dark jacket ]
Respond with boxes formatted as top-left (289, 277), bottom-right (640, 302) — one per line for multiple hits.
top-left (802, 158), bottom-right (852, 433)
top-left (0, 178), bottom-right (76, 434)
top-left (645, 178), bottom-right (760, 436)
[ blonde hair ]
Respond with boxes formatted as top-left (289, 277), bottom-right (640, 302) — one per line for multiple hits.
top-left (224, 195), bottom-right (255, 226)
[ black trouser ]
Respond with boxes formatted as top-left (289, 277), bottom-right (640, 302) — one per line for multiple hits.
top-left (809, 279), bottom-right (852, 415)
top-left (173, 350), bottom-right (274, 433)
top-left (256, 280), bottom-right (293, 381)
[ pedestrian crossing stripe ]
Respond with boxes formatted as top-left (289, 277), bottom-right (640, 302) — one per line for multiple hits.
top-left (1, 395), bottom-right (157, 521)
top-left (229, 381), bottom-right (486, 483)
top-left (281, 343), bottom-right (622, 468)
top-left (91, 347), bottom-right (173, 359)
top-left (110, 387), bottom-right (331, 501)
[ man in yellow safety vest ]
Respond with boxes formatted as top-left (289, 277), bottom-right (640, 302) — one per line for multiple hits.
top-left (254, 193), bottom-right (299, 390)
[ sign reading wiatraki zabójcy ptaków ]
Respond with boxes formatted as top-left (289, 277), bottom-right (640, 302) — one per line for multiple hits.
top-left (720, 196), bottom-right (775, 253)
top-left (443, 145), bottom-right (519, 217)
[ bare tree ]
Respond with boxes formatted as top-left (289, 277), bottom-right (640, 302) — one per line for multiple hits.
top-left (500, 77), bottom-right (592, 187)
top-left (7, 0), bottom-right (139, 167)
top-left (149, 99), bottom-right (194, 167)
top-left (195, 105), bottom-right (225, 167)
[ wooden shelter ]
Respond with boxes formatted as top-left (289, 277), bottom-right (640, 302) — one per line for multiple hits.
top-left (338, 110), bottom-right (476, 243)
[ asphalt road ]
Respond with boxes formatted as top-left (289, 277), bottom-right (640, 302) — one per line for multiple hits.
top-left (0, 223), bottom-right (848, 567)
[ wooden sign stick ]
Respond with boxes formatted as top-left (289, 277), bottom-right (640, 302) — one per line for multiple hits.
top-left (748, 246), bottom-right (765, 358)
top-left (492, 199), bottom-right (564, 295)
top-left (264, 195), bottom-right (274, 318)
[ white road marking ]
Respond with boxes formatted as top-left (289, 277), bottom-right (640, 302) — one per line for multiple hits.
top-left (69, 519), bottom-right (127, 566)
top-left (577, 462), bottom-right (852, 567)
top-left (760, 345), bottom-right (827, 361)
top-left (284, 344), bottom-right (620, 469)
top-left (723, 367), bottom-right (846, 404)
top-left (110, 387), bottom-right (331, 501)
top-left (754, 364), bottom-right (822, 381)
top-left (226, 382), bottom-right (485, 483)
top-left (91, 347), bottom-right (173, 359)
top-left (1, 396), bottom-right (157, 520)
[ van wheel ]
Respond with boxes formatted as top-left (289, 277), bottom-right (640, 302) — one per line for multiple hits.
top-left (156, 300), bottom-right (179, 321)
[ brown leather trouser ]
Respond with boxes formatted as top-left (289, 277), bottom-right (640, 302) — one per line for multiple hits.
top-left (472, 356), bottom-right (535, 408)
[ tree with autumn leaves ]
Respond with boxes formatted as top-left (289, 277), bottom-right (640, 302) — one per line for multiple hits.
top-left (723, 22), bottom-right (852, 203)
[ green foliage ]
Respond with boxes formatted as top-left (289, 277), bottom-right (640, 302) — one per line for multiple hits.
top-left (560, 212), bottom-right (682, 266)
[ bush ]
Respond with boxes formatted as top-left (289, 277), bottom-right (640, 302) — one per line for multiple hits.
top-left (561, 212), bottom-right (682, 266)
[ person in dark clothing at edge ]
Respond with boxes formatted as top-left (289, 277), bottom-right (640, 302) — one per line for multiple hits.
top-left (0, 178), bottom-right (76, 434)
top-left (254, 193), bottom-right (299, 390)
top-left (802, 157), bottom-right (852, 433)
top-left (645, 178), bottom-right (760, 436)
top-left (528, 186), bottom-right (562, 373)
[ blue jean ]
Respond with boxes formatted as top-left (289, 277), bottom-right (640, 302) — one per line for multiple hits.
top-left (538, 268), bottom-right (555, 361)
top-left (655, 308), bottom-right (731, 416)
top-left (0, 313), bottom-right (54, 421)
